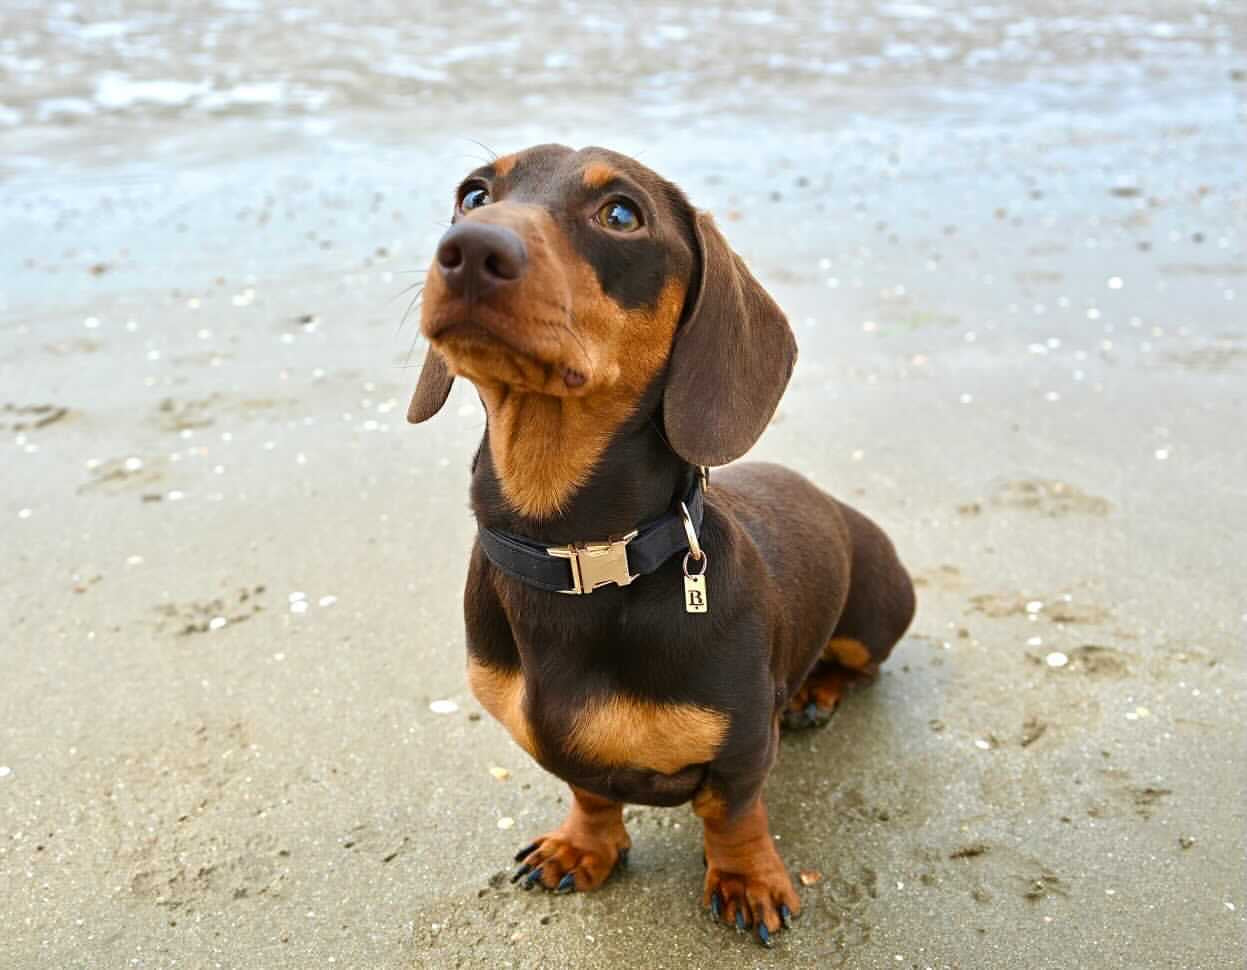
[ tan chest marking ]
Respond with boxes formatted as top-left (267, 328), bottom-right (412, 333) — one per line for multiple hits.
top-left (467, 659), bottom-right (537, 757)
top-left (567, 696), bottom-right (728, 775)
top-left (468, 660), bottom-right (727, 775)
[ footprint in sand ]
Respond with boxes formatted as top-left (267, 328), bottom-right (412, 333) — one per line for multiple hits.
top-left (154, 585), bottom-right (267, 636)
top-left (1165, 341), bottom-right (1247, 373)
top-left (78, 455), bottom-right (167, 494)
top-left (913, 564), bottom-right (965, 591)
top-left (1026, 644), bottom-right (1131, 678)
top-left (967, 592), bottom-right (1110, 626)
top-left (152, 394), bottom-right (292, 433)
top-left (988, 479), bottom-right (1111, 518)
top-left (155, 395), bottom-right (221, 432)
top-left (3, 403), bottom-right (72, 431)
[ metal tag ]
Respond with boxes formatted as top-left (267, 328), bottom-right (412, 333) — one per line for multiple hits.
top-left (684, 574), bottom-right (708, 613)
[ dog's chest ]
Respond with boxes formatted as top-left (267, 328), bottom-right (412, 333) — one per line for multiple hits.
top-left (466, 657), bottom-right (727, 779)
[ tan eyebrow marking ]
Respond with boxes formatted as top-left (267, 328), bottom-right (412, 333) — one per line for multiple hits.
top-left (493, 154), bottom-right (518, 177)
top-left (582, 161), bottom-right (618, 189)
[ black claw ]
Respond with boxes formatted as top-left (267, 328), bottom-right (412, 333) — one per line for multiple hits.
top-left (556, 873), bottom-right (576, 894)
top-left (617, 847), bottom-right (630, 868)
top-left (758, 923), bottom-right (773, 947)
top-left (523, 866), bottom-right (543, 889)
top-left (510, 863), bottom-right (532, 884)
top-left (710, 892), bottom-right (722, 920)
top-left (513, 842), bottom-right (540, 863)
top-left (735, 910), bottom-right (746, 933)
top-left (779, 904), bottom-right (792, 929)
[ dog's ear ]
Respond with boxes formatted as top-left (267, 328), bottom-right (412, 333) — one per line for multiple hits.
top-left (663, 212), bottom-right (797, 466)
top-left (407, 344), bottom-right (454, 423)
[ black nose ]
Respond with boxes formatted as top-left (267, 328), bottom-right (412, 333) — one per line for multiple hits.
top-left (436, 222), bottom-right (527, 301)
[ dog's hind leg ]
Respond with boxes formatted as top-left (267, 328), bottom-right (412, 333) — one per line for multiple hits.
top-left (781, 501), bottom-right (915, 730)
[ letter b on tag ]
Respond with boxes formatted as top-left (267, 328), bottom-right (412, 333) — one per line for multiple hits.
top-left (684, 575), bottom-right (708, 614)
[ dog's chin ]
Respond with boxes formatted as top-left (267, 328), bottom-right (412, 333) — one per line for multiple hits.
top-left (429, 321), bottom-right (596, 398)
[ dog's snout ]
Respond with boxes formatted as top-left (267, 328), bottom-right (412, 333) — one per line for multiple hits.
top-left (436, 222), bottom-right (527, 300)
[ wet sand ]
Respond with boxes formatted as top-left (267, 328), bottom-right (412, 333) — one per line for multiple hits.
top-left (2, 3), bottom-right (1246, 968)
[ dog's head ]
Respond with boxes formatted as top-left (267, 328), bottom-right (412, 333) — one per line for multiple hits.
top-left (410, 144), bottom-right (796, 474)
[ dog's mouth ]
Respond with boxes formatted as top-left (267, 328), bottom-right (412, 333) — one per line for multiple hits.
top-left (426, 307), bottom-right (593, 394)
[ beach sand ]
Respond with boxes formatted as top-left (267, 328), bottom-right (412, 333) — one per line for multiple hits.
top-left (2, 3), bottom-right (1245, 967)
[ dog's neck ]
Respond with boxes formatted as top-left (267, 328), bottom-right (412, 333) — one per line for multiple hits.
top-left (469, 380), bottom-right (693, 545)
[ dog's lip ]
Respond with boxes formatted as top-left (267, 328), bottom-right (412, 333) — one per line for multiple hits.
top-left (427, 314), bottom-right (592, 390)
top-left (427, 315), bottom-right (533, 361)
top-left (427, 316), bottom-right (500, 344)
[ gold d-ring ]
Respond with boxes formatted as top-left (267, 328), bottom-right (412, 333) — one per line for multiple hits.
top-left (679, 501), bottom-right (702, 561)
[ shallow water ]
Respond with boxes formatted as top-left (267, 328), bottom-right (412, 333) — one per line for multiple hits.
top-left (1, 0), bottom-right (1241, 164)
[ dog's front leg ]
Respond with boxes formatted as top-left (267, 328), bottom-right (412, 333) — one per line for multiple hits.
top-left (693, 723), bottom-right (800, 946)
top-left (511, 786), bottom-right (631, 893)
top-left (695, 793), bottom-right (801, 945)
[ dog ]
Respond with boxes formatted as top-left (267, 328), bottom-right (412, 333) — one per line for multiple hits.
top-left (407, 144), bottom-right (915, 946)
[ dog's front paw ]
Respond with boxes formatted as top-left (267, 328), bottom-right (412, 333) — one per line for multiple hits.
top-left (510, 829), bottom-right (630, 893)
top-left (704, 848), bottom-right (801, 947)
top-left (510, 787), bottom-right (631, 893)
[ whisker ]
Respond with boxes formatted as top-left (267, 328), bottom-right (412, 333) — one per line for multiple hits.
top-left (396, 301), bottom-right (422, 334)
top-left (398, 290), bottom-right (424, 333)
top-left (401, 328), bottom-right (425, 369)
top-left (459, 138), bottom-right (498, 162)
top-left (387, 281), bottom-right (425, 303)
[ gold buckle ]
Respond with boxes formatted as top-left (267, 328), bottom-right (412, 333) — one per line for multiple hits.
top-left (547, 530), bottom-right (639, 595)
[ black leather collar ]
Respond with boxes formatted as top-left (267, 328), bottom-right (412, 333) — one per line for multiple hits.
top-left (478, 476), bottom-right (705, 594)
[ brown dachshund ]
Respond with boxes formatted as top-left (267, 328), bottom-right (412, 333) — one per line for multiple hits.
top-left (408, 144), bottom-right (915, 946)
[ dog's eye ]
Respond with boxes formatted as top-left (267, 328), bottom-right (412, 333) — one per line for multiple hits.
top-left (596, 200), bottom-right (642, 232)
top-left (460, 186), bottom-right (491, 211)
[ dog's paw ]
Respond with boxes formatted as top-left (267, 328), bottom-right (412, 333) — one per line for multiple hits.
top-left (779, 699), bottom-right (836, 731)
top-left (704, 862), bottom-right (801, 947)
top-left (780, 659), bottom-right (876, 731)
top-left (510, 832), bottom-right (629, 893)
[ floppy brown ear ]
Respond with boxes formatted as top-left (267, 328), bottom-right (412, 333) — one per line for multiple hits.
top-left (663, 212), bottom-right (797, 466)
top-left (407, 344), bottom-right (455, 423)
